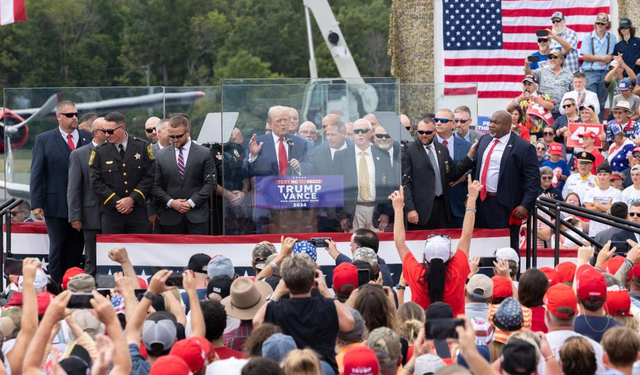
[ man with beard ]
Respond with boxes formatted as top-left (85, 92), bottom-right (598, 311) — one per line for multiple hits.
top-left (373, 126), bottom-right (400, 169)
top-left (526, 49), bottom-right (575, 119)
top-left (549, 11), bottom-right (580, 73)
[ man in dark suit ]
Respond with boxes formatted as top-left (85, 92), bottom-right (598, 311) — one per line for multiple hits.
top-left (611, 201), bottom-right (640, 245)
top-left (89, 112), bottom-right (155, 234)
top-left (403, 117), bottom-right (476, 230)
top-left (243, 105), bottom-right (312, 233)
top-left (334, 118), bottom-right (393, 232)
top-left (152, 115), bottom-right (216, 234)
top-left (454, 105), bottom-right (482, 143)
top-left (373, 126), bottom-right (401, 169)
top-left (461, 110), bottom-right (540, 249)
top-left (68, 117), bottom-right (106, 276)
top-left (434, 108), bottom-right (473, 228)
top-left (30, 100), bottom-right (91, 283)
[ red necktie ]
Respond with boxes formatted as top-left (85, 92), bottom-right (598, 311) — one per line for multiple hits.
top-left (443, 139), bottom-right (448, 147)
top-left (278, 137), bottom-right (288, 176)
top-left (480, 139), bottom-right (500, 201)
top-left (67, 133), bottom-right (75, 151)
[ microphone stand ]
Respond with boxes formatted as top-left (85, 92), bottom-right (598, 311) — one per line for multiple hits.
top-left (285, 137), bottom-right (302, 176)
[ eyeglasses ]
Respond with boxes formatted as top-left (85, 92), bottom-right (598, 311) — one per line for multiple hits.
top-left (562, 104), bottom-right (574, 109)
top-left (434, 117), bottom-right (451, 124)
top-left (454, 118), bottom-right (470, 123)
top-left (101, 126), bottom-right (122, 135)
top-left (596, 22), bottom-right (607, 26)
top-left (541, 176), bottom-right (553, 180)
top-left (353, 128), bottom-right (370, 134)
top-left (537, 39), bottom-right (549, 43)
top-left (374, 134), bottom-right (391, 139)
top-left (417, 130), bottom-right (434, 135)
top-left (145, 127), bottom-right (156, 134)
top-left (548, 55), bottom-right (560, 60)
top-left (168, 132), bottom-right (187, 139)
top-left (630, 212), bottom-right (640, 217)
top-left (543, 132), bottom-right (555, 136)
top-left (552, 19), bottom-right (563, 24)
top-left (60, 112), bottom-right (79, 118)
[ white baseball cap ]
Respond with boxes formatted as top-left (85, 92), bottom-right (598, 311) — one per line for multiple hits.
top-left (494, 247), bottom-right (519, 263)
top-left (424, 235), bottom-right (454, 262)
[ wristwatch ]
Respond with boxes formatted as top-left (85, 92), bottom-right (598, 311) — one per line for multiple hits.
top-left (395, 284), bottom-right (406, 291)
top-left (143, 291), bottom-right (157, 302)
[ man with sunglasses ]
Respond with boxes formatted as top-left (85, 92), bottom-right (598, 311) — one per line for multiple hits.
top-left (610, 201), bottom-right (640, 244)
top-left (151, 115), bottom-right (215, 235)
top-left (525, 49), bottom-right (574, 119)
top-left (144, 116), bottom-right (160, 144)
top-left (30, 100), bottom-right (91, 283)
top-left (400, 114), bottom-right (413, 135)
top-left (454, 106), bottom-right (481, 144)
top-left (373, 126), bottom-right (400, 168)
top-left (549, 11), bottom-right (579, 74)
top-left (10, 201), bottom-right (33, 223)
top-left (89, 112), bottom-right (155, 234)
top-left (402, 117), bottom-right (476, 230)
top-left (67, 117), bottom-right (107, 275)
top-left (581, 13), bottom-right (616, 121)
top-left (507, 75), bottom-right (553, 140)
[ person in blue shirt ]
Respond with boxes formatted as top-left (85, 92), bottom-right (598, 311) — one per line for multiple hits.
top-left (613, 18), bottom-right (640, 76)
top-left (542, 142), bottom-right (571, 192)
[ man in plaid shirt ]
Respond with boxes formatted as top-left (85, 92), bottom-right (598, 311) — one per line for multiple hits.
top-left (550, 11), bottom-right (580, 74)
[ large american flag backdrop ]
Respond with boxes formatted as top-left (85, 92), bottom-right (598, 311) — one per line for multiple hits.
top-left (442, 0), bottom-right (610, 99)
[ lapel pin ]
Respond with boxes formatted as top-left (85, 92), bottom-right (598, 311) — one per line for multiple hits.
top-left (376, 156), bottom-right (380, 160)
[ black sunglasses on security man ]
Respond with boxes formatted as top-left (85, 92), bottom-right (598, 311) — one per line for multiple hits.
top-left (60, 112), bottom-right (79, 118)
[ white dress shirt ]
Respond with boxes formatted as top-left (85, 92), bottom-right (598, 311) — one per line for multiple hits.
top-left (436, 134), bottom-right (455, 157)
top-left (387, 147), bottom-right (395, 167)
top-left (167, 139), bottom-right (195, 208)
top-left (248, 133), bottom-right (289, 164)
top-left (115, 133), bottom-right (129, 152)
top-left (330, 142), bottom-right (347, 160)
top-left (355, 146), bottom-right (376, 202)
top-left (59, 127), bottom-right (79, 147)
top-left (480, 132), bottom-right (511, 193)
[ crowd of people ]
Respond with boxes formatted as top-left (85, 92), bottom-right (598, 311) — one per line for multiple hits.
top-left (10, 7), bottom-right (640, 375)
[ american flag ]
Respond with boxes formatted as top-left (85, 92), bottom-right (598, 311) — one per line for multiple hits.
top-left (442, 0), bottom-right (610, 98)
top-left (0, 0), bottom-right (26, 26)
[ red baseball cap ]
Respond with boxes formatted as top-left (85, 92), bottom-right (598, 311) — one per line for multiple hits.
top-left (555, 262), bottom-right (576, 283)
top-left (549, 142), bottom-right (563, 155)
top-left (579, 131), bottom-right (596, 139)
top-left (190, 337), bottom-right (215, 364)
top-left (544, 283), bottom-right (578, 318)
top-left (633, 147), bottom-right (640, 155)
top-left (605, 287), bottom-right (633, 317)
top-left (62, 267), bottom-right (85, 290)
top-left (604, 256), bottom-right (631, 282)
top-left (170, 338), bottom-right (207, 373)
top-left (539, 267), bottom-right (561, 287)
top-left (576, 267), bottom-right (607, 302)
top-left (343, 346), bottom-right (380, 375)
top-left (631, 265), bottom-right (640, 281)
top-left (333, 263), bottom-right (358, 294)
top-left (491, 276), bottom-right (513, 300)
top-left (148, 355), bottom-right (192, 375)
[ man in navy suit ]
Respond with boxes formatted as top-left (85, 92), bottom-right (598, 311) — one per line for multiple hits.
top-left (243, 105), bottom-right (312, 233)
top-left (30, 100), bottom-right (91, 282)
top-left (434, 108), bottom-right (472, 228)
top-left (611, 201), bottom-right (640, 246)
top-left (334, 118), bottom-right (393, 232)
top-left (459, 110), bottom-right (540, 249)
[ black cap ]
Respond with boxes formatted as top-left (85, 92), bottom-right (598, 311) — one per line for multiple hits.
top-left (206, 275), bottom-right (233, 299)
top-left (59, 344), bottom-right (92, 375)
top-left (187, 253), bottom-right (211, 274)
top-left (620, 18), bottom-right (633, 29)
top-left (501, 339), bottom-right (538, 375)
top-left (425, 301), bottom-right (454, 319)
top-left (597, 164), bottom-right (612, 174)
top-left (576, 151), bottom-right (596, 164)
top-left (522, 75), bottom-right (538, 85)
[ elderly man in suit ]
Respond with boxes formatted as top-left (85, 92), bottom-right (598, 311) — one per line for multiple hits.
top-left (459, 110), bottom-right (540, 249)
top-left (334, 118), bottom-right (393, 232)
top-left (243, 105), bottom-right (312, 233)
top-left (68, 117), bottom-right (106, 275)
top-left (454, 105), bottom-right (482, 143)
top-left (152, 115), bottom-right (215, 234)
top-left (403, 117), bottom-right (477, 229)
top-left (434, 108), bottom-right (473, 228)
top-left (30, 100), bottom-right (92, 282)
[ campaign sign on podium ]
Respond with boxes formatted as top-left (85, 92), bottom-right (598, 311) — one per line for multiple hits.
top-left (566, 122), bottom-right (603, 148)
top-left (254, 175), bottom-right (345, 209)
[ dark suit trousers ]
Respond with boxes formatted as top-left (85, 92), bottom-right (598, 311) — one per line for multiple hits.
top-left (476, 196), bottom-right (519, 251)
top-left (83, 229), bottom-right (100, 276)
top-left (45, 216), bottom-right (84, 283)
top-left (101, 206), bottom-right (151, 234)
top-left (161, 216), bottom-right (208, 235)
top-left (408, 196), bottom-right (449, 230)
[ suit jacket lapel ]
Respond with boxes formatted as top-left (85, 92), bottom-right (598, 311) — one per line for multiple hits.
top-left (183, 142), bottom-right (197, 177)
top-left (416, 142), bottom-right (435, 172)
top-left (497, 133), bottom-right (516, 185)
top-left (476, 136), bottom-right (492, 179)
top-left (54, 130), bottom-right (72, 159)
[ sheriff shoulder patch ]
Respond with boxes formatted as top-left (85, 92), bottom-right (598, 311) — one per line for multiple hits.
top-left (88, 150), bottom-right (96, 166)
top-left (147, 144), bottom-right (155, 160)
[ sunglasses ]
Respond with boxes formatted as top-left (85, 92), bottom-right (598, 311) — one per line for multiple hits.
top-left (541, 176), bottom-right (553, 180)
top-left (552, 19), bottom-right (563, 24)
top-left (562, 104), bottom-right (574, 109)
top-left (145, 127), bottom-right (156, 134)
top-left (548, 55), bottom-right (560, 60)
top-left (536, 147), bottom-right (546, 151)
top-left (537, 39), bottom-right (549, 43)
top-left (434, 117), bottom-right (451, 124)
top-left (101, 125), bottom-right (122, 135)
top-left (634, 154), bottom-right (640, 159)
top-left (60, 112), bottom-right (79, 118)
top-left (620, 27), bottom-right (630, 30)
top-left (353, 128), bottom-right (370, 134)
top-left (454, 118), bottom-right (470, 123)
top-left (630, 212), bottom-right (640, 217)
top-left (405, 126), bottom-right (411, 131)
top-left (596, 22), bottom-right (607, 26)
top-left (168, 132), bottom-right (187, 139)
top-left (374, 134), bottom-right (391, 139)
top-left (543, 132), bottom-right (555, 136)
top-left (417, 130), bottom-right (434, 135)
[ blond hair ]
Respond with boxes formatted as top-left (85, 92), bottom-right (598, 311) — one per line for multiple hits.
top-left (282, 349), bottom-right (322, 375)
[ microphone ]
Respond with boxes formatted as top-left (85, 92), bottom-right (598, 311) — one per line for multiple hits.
top-left (285, 137), bottom-right (301, 176)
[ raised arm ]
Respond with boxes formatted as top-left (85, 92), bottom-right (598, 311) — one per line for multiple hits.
top-left (256, 236), bottom-right (296, 279)
top-left (390, 186), bottom-right (411, 260)
top-left (125, 270), bottom-right (173, 345)
top-left (108, 247), bottom-right (139, 289)
top-left (458, 176), bottom-right (482, 257)
top-left (10, 258), bottom-right (40, 375)
top-left (183, 270), bottom-right (205, 337)
top-left (91, 290), bottom-right (132, 375)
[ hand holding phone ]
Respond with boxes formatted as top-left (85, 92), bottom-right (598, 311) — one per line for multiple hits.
top-left (527, 55), bottom-right (540, 63)
top-left (425, 319), bottom-right (465, 340)
top-left (536, 29), bottom-right (549, 37)
top-left (67, 293), bottom-right (94, 309)
top-left (310, 237), bottom-right (331, 248)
